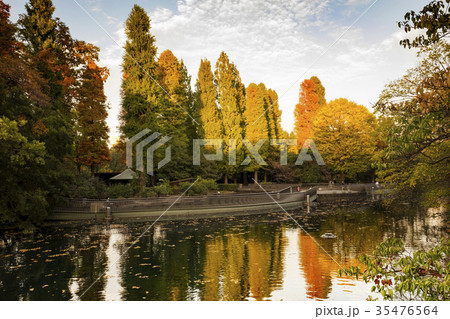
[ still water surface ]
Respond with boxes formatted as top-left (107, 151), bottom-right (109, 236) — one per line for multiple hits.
top-left (0, 201), bottom-right (446, 300)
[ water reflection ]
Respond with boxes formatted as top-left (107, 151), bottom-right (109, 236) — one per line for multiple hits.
top-left (0, 202), bottom-right (446, 300)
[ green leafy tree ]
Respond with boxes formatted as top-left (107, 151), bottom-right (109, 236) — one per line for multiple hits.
top-left (398, 0), bottom-right (450, 48)
top-left (215, 52), bottom-right (246, 183)
top-left (120, 4), bottom-right (159, 137)
top-left (0, 117), bottom-right (47, 228)
top-left (18, 0), bottom-right (57, 53)
top-left (244, 83), bottom-right (270, 182)
top-left (196, 58), bottom-right (221, 139)
top-left (266, 88), bottom-right (282, 140)
top-left (375, 42), bottom-right (449, 206)
top-left (182, 61), bottom-right (200, 142)
top-left (341, 238), bottom-right (449, 301)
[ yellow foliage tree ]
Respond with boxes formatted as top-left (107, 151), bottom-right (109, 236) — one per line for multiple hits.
top-left (313, 98), bottom-right (376, 180)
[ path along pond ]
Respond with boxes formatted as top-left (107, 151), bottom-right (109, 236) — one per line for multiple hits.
top-left (0, 200), bottom-right (447, 300)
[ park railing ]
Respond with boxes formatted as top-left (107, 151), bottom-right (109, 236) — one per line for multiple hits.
top-left (54, 186), bottom-right (315, 215)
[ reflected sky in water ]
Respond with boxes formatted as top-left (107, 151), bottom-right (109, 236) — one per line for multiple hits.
top-left (0, 201), bottom-right (446, 300)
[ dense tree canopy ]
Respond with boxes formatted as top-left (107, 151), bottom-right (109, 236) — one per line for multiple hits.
top-left (314, 99), bottom-right (376, 179)
top-left (0, 0), bottom-right (111, 228)
top-left (375, 42), bottom-right (449, 205)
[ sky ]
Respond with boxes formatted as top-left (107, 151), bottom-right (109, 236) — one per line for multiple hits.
top-left (9, 0), bottom-right (430, 143)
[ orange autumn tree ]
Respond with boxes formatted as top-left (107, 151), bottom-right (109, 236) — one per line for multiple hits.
top-left (157, 49), bottom-right (189, 129)
top-left (156, 49), bottom-right (193, 180)
top-left (294, 76), bottom-right (326, 147)
top-left (75, 42), bottom-right (110, 174)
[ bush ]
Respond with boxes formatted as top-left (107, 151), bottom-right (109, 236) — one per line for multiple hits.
top-left (218, 183), bottom-right (238, 192)
top-left (107, 183), bottom-right (136, 198)
top-left (142, 187), bottom-right (157, 198)
top-left (65, 172), bottom-right (107, 199)
top-left (180, 178), bottom-right (218, 195)
top-left (152, 181), bottom-right (173, 196)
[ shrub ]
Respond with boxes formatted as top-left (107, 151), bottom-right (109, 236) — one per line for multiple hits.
top-left (152, 181), bottom-right (173, 196)
top-left (218, 183), bottom-right (238, 192)
top-left (65, 172), bottom-right (107, 199)
top-left (107, 183), bottom-right (136, 198)
top-left (180, 178), bottom-right (218, 195)
top-left (142, 187), bottom-right (157, 198)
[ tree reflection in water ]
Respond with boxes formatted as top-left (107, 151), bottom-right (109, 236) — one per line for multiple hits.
top-left (0, 202), bottom-right (446, 300)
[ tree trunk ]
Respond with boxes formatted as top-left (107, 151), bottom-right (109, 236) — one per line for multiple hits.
top-left (243, 172), bottom-right (248, 185)
top-left (254, 170), bottom-right (258, 183)
top-left (234, 175), bottom-right (238, 184)
top-left (150, 174), bottom-right (156, 186)
top-left (224, 175), bottom-right (228, 184)
top-left (264, 172), bottom-right (268, 183)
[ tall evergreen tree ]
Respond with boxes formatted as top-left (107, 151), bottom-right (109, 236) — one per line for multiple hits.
top-left (19, 0), bottom-right (56, 53)
top-left (181, 61), bottom-right (200, 142)
top-left (196, 58), bottom-right (221, 139)
top-left (156, 50), bottom-right (192, 180)
top-left (120, 4), bottom-right (159, 138)
top-left (157, 49), bottom-right (188, 130)
top-left (244, 83), bottom-right (270, 182)
top-left (75, 42), bottom-right (110, 174)
top-left (18, 0), bottom-right (76, 160)
top-left (215, 52), bottom-right (245, 183)
top-left (266, 88), bottom-right (282, 140)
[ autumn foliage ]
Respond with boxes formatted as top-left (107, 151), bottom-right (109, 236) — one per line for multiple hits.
top-left (294, 76), bottom-right (326, 147)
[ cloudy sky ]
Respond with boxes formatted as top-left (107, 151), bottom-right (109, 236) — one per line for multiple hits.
top-left (10, 0), bottom-right (429, 142)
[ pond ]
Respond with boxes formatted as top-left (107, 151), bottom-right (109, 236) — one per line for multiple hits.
top-left (0, 199), bottom-right (446, 300)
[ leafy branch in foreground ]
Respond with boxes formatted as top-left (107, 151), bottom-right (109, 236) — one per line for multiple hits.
top-left (339, 238), bottom-right (450, 301)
